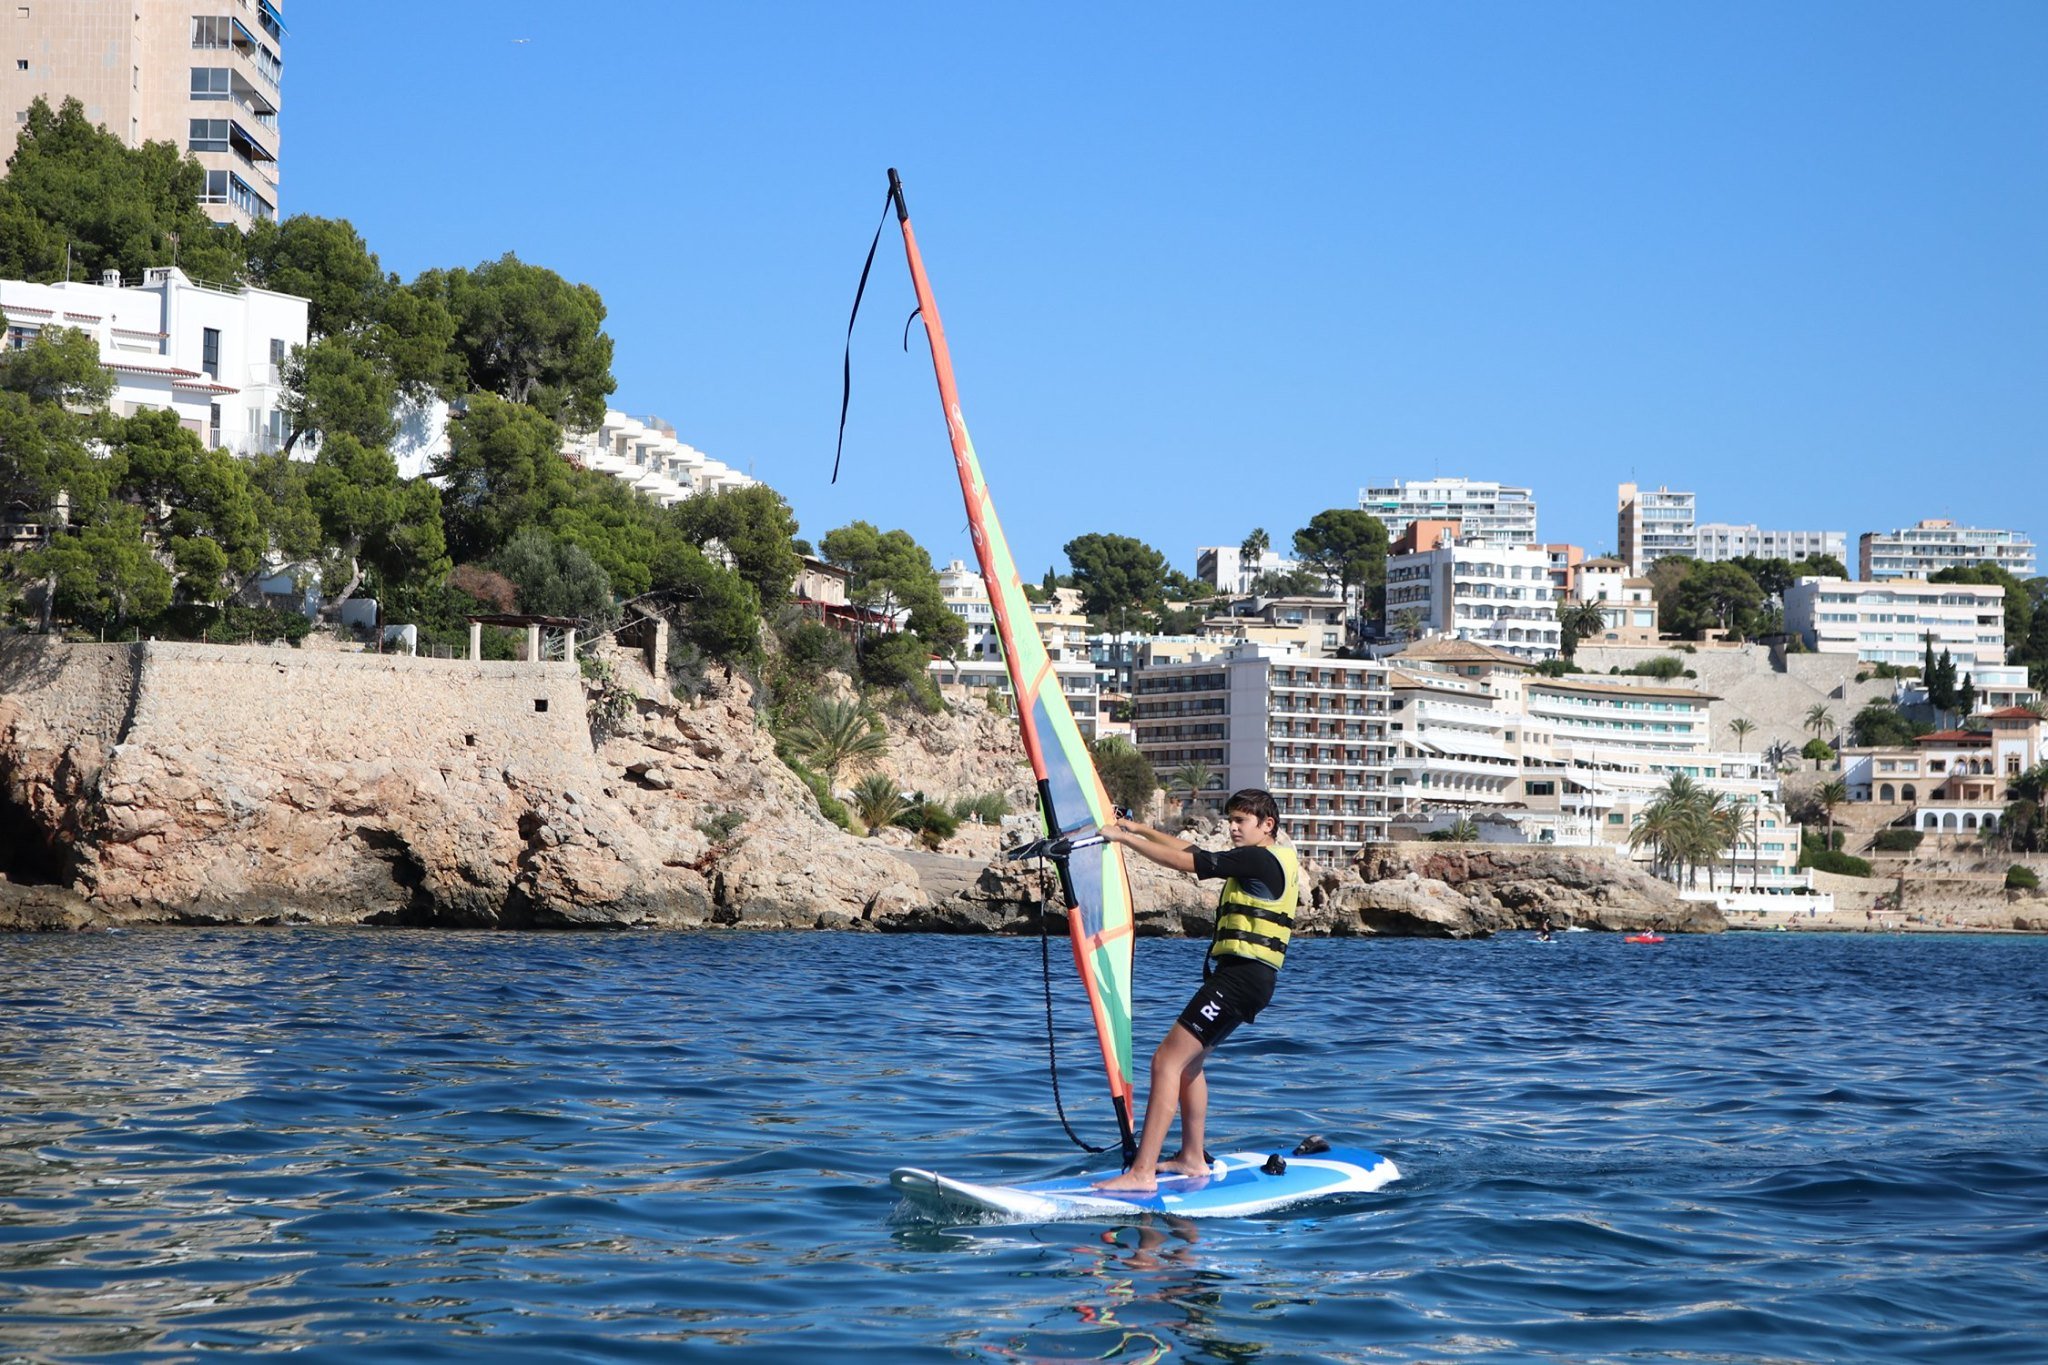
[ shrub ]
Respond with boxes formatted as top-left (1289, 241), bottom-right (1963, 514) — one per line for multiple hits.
top-left (898, 799), bottom-right (960, 850)
top-left (1871, 828), bottom-right (1924, 853)
top-left (2007, 865), bottom-right (2040, 892)
top-left (1800, 848), bottom-right (1874, 878)
top-left (1625, 656), bottom-right (1685, 679)
top-left (787, 758), bottom-right (855, 831)
top-left (951, 792), bottom-right (1009, 824)
top-left (1801, 738), bottom-right (1836, 762)
top-left (695, 808), bottom-right (747, 843)
top-left (141, 602), bottom-right (315, 645)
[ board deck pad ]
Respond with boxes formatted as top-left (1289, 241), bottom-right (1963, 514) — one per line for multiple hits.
top-left (890, 1144), bottom-right (1399, 1221)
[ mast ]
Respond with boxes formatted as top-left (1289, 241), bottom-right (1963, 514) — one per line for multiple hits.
top-left (884, 168), bottom-right (1138, 1165)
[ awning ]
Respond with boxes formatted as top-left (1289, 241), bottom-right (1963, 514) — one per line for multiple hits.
top-left (1420, 728), bottom-right (1512, 761)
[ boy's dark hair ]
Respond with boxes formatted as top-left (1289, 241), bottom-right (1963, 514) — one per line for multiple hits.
top-left (1224, 788), bottom-right (1280, 831)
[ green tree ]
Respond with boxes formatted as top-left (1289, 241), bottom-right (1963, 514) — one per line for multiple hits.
top-left (1064, 532), bottom-right (1168, 632)
top-left (23, 504), bottom-right (171, 628)
top-left (489, 527), bottom-right (614, 624)
top-left (1669, 561), bottom-right (1766, 637)
top-left (431, 391), bottom-right (573, 564)
top-left (243, 214), bottom-right (388, 338)
top-left (420, 253), bottom-right (617, 429)
top-left (1292, 509), bottom-right (1388, 639)
top-left (648, 540), bottom-right (762, 665)
top-left (111, 409), bottom-right (262, 582)
top-left (305, 434), bottom-right (449, 600)
top-left (1089, 735), bottom-right (1157, 815)
top-left (668, 485), bottom-right (802, 611)
top-left (1803, 704), bottom-right (1836, 748)
top-left (1727, 717), bottom-right (1756, 751)
top-left (0, 97), bottom-right (244, 286)
top-left (1815, 779), bottom-right (1849, 853)
top-left (281, 334), bottom-right (400, 453)
top-left (818, 520), bottom-right (963, 661)
top-left (0, 325), bottom-right (113, 408)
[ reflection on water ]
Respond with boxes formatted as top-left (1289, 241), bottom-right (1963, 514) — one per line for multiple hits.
top-left (3, 928), bottom-right (2046, 1362)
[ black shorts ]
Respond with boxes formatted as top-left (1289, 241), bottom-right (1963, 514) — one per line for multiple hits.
top-left (1176, 957), bottom-right (1278, 1048)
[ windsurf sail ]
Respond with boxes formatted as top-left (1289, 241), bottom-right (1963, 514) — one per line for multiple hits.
top-left (884, 168), bottom-right (1138, 1165)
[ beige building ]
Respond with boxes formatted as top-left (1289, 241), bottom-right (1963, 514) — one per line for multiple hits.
top-left (5, 1), bottom-right (285, 227)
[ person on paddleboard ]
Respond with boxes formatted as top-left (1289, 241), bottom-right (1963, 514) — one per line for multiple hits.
top-left (1093, 788), bottom-right (1297, 1193)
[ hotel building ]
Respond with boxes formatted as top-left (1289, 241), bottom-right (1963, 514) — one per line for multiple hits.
top-left (1129, 642), bottom-right (1393, 861)
top-left (5, 0), bottom-right (287, 226)
top-left (560, 411), bottom-right (756, 507)
top-left (1691, 523), bottom-right (1846, 567)
top-left (1383, 521), bottom-right (1561, 661)
top-left (1858, 520), bottom-right (2036, 582)
top-left (1358, 477), bottom-right (1538, 549)
top-left (1782, 577), bottom-right (2006, 672)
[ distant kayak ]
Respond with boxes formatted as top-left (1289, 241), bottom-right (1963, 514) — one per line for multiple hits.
top-left (1625, 933), bottom-right (1666, 944)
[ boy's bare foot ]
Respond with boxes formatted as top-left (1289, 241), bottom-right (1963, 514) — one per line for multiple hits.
top-left (1093, 1168), bottom-right (1157, 1193)
top-left (1155, 1154), bottom-right (1211, 1179)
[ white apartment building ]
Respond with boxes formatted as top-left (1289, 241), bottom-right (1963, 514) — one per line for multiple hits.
top-left (5, 1), bottom-right (287, 227)
top-left (1, 265), bottom-right (304, 459)
top-left (1616, 483), bottom-right (1696, 576)
top-left (1692, 523), bottom-right (1846, 566)
top-left (1858, 520), bottom-right (2036, 582)
top-left (1384, 529), bottom-right (1561, 661)
top-left (1129, 641), bottom-right (1392, 861)
top-left (1359, 477), bottom-right (1538, 548)
top-left (1783, 576), bottom-right (2006, 672)
top-left (1379, 639), bottom-right (1799, 878)
top-left (560, 411), bottom-right (756, 508)
top-left (1195, 544), bottom-right (1312, 595)
top-left (934, 558), bottom-right (1104, 735)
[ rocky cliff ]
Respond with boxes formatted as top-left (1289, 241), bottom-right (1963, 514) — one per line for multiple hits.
top-left (0, 635), bottom-right (1718, 936)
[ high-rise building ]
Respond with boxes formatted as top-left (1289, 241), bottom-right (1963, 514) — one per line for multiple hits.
top-left (5, 1), bottom-right (285, 227)
top-left (1858, 520), bottom-right (2036, 582)
top-left (1130, 642), bottom-right (1392, 861)
top-left (1616, 483), bottom-right (1696, 576)
top-left (1358, 477), bottom-right (1538, 548)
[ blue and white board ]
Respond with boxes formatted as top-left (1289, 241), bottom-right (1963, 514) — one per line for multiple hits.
top-left (890, 1144), bottom-right (1398, 1221)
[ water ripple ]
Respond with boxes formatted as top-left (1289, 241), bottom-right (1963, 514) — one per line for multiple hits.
top-left (2, 929), bottom-right (2044, 1361)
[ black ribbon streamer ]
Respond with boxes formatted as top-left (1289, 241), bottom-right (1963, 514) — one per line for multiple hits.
top-left (831, 190), bottom-right (895, 485)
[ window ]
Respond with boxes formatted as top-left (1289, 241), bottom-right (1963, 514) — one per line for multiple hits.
top-left (201, 327), bottom-right (220, 378)
top-left (14, 59), bottom-right (23, 71)
top-left (207, 402), bottom-right (221, 448)
top-left (200, 169), bottom-right (228, 203)
top-left (190, 66), bottom-right (230, 99)
top-left (269, 337), bottom-right (286, 365)
top-left (188, 118), bottom-right (229, 151)
top-left (192, 15), bottom-right (231, 48)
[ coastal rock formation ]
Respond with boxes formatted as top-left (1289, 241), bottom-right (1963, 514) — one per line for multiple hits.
top-left (0, 635), bottom-right (1719, 937)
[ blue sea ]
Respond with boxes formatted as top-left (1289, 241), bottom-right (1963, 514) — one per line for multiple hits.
top-left (2, 928), bottom-right (2044, 1363)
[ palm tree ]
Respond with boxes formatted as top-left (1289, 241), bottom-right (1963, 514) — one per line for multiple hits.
top-left (1445, 815), bottom-right (1481, 842)
top-left (848, 773), bottom-right (909, 835)
top-left (1727, 717), bottom-right (1756, 752)
top-left (788, 698), bottom-right (888, 790)
top-left (1394, 607), bottom-right (1428, 642)
top-left (1556, 600), bottom-right (1609, 659)
top-left (1239, 527), bottom-right (1269, 592)
top-left (1816, 779), bottom-right (1849, 855)
top-left (1762, 739), bottom-right (1799, 774)
top-left (1169, 760), bottom-right (1215, 813)
top-left (1803, 704), bottom-right (1836, 769)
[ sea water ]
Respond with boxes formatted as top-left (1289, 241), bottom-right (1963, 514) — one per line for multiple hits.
top-left (2, 928), bottom-right (2044, 1363)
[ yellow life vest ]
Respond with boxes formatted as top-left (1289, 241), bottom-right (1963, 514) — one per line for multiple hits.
top-left (1211, 843), bottom-right (1299, 970)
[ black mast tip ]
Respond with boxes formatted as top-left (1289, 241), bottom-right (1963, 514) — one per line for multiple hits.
top-left (886, 168), bottom-right (909, 222)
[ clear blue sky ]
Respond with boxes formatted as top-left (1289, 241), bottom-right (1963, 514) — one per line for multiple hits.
top-left (284, 2), bottom-right (2046, 577)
